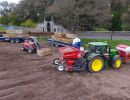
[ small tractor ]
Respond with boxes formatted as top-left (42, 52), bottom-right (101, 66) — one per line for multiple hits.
top-left (21, 37), bottom-right (40, 54)
top-left (54, 42), bottom-right (122, 73)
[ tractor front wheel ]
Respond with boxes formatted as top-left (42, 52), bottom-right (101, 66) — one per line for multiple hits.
top-left (88, 56), bottom-right (104, 73)
top-left (53, 58), bottom-right (61, 65)
top-left (112, 55), bottom-right (122, 69)
top-left (57, 63), bottom-right (65, 72)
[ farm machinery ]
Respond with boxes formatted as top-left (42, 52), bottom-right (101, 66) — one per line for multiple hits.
top-left (116, 44), bottom-right (130, 63)
top-left (53, 46), bottom-right (85, 72)
top-left (54, 42), bottom-right (122, 73)
top-left (21, 37), bottom-right (40, 54)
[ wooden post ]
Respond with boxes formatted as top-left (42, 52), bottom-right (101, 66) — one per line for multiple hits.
top-left (111, 31), bottom-right (114, 40)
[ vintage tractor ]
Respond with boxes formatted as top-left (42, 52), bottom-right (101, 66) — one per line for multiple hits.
top-left (21, 37), bottom-right (40, 54)
top-left (54, 42), bottom-right (122, 73)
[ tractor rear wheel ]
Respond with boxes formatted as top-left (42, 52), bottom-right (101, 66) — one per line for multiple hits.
top-left (57, 62), bottom-right (65, 72)
top-left (53, 58), bottom-right (61, 65)
top-left (112, 55), bottom-right (122, 69)
top-left (88, 56), bottom-right (104, 73)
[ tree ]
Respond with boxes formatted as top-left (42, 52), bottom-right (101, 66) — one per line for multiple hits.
top-left (46, 0), bottom-right (111, 31)
top-left (21, 19), bottom-right (36, 27)
top-left (13, 0), bottom-right (54, 24)
top-left (0, 1), bottom-right (16, 25)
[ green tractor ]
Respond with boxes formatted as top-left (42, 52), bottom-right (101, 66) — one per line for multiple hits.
top-left (84, 42), bottom-right (122, 73)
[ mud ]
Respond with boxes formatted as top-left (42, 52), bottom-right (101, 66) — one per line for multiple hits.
top-left (0, 42), bottom-right (130, 100)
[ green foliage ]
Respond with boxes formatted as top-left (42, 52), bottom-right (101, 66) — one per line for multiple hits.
top-left (78, 14), bottom-right (96, 31)
top-left (94, 27), bottom-right (108, 31)
top-left (111, 13), bottom-right (122, 31)
top-left (0, 17), bottom-right (4, 24)
top-left (122, 23), bottom-right (130, 31)
top-left (111, 0), bottom-right (127, 31)
top-left (0, 27), bottom-right (6, 32)
top-left (21, 19), bottom-right (36, 27)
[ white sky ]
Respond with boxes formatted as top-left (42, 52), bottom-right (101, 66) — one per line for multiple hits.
top-left (0, 0), bottom-right (21, 4)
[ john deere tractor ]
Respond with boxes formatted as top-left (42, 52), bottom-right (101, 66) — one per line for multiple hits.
top-left (84, 42), bottom-right (122, 73)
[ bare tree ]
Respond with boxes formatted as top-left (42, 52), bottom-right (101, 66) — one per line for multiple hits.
top-left (0, 1), bottom-right (15, 25)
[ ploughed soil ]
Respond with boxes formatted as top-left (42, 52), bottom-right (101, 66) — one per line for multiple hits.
top-left (0, 42), bottom-right (130, 100)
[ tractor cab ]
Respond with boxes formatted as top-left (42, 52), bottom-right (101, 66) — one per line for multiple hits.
top-left (84, 42), bottom-right (110, 59)
top-left (26, 37), bottom-right (39, 43)
top-left (27, 37), bottom-right (40, 49)
top-left (88, 42), bottom-right (110, 54)
top-left (88, 42), bottom-right (111, 59)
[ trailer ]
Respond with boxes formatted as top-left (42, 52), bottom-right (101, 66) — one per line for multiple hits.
top-left (46, 38), bottom-right (73, 47)
top-left (9, 37), bottom-right (26, 43)
top-left (0, 37), bottom-right (10, 42)
top-left (0, 36), bottom-right (26, 43)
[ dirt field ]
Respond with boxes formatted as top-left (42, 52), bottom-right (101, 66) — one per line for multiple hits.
top-left (0, 42), bottom-right (130, 100)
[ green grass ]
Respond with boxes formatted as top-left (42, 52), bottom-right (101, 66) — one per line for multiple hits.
top-left (82, 38), bottom-right (130, 49)
top-left (0, 27), bottom-right (6, 32)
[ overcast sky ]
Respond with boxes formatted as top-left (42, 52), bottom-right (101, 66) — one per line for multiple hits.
top-left (0, 0), bottom-right (21, 3)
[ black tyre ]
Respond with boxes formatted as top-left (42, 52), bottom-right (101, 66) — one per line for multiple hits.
top-left (112, 55), bottom-right (122, 69)
top-left (55, 44), bottom-right (59, 47)
top-left (57, 62), bottom-right (65, 72)
top-left (28, 48), bottom-right (33, 54)
top-left (50, 43), bottom-right (54, 47)
top-left (88, 56), bottom-right (104, 73)
top-left (10, 39), bottom-right (15, 43)
top-left (15, 39), bottom-right (20, 43)
top-left (21, 47), bottom-right (25, 51)
top-left (53, 58), bottom-right (61, 65)
top-left (48, 43), bottom-right (51, 46)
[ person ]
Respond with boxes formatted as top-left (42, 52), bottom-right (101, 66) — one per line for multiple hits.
top-left (72, 37), bottom-right (81, 49)
top-left (30, 36), bottom-right (41, 49)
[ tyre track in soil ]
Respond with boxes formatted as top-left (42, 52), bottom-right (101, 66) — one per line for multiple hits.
top-left (0, 43), bottom-right (56, 81)
top-left (1, 42), bottom-right (130, 100)
top-left (0, 42), bottom-right (58, 100)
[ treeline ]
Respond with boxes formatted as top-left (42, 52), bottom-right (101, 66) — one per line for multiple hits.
top-left (0, 0), bottom-right (130, 31)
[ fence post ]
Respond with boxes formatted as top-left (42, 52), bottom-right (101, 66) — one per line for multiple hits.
top-left (111, 31), bottom-right (114, 40)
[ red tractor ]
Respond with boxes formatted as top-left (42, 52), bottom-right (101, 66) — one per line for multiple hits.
top-left (21, 37), bottom-right (40, 53)
top-left (53, 46), bottom-right (85, 72)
